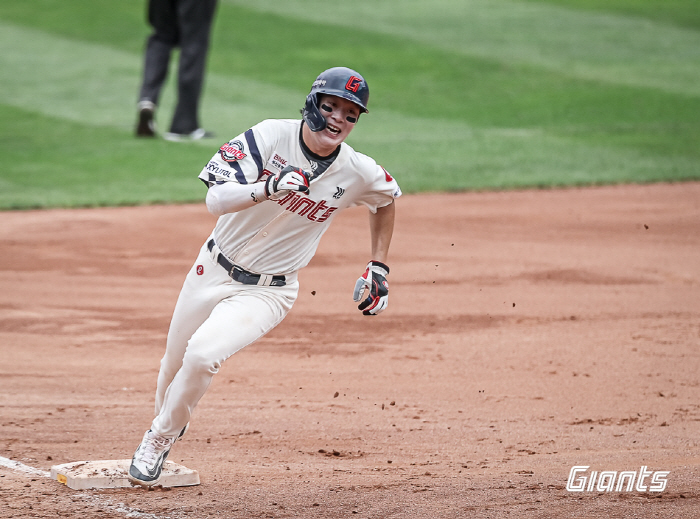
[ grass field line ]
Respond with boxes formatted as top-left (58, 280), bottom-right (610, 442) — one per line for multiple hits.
top-left (227, 0), bottom-right (700, 97)
top-left (0, 21), bottom-right (562, 146)
top-left (0, 21), bottom-right (297, 139)
top-left (1, 21), bottom-right (695, 195)
top-left (0, 455), bottom-right (168, 519)
top-left (0, 22), bottom-right (145, 130)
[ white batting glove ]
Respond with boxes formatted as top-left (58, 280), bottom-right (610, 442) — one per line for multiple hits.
top-left (353, 261), bottom-right (390, 316)
top-left (265, 165), bottom-right (310, 200)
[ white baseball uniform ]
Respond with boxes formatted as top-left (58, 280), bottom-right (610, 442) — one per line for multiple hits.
top-left (151, 119), bottom-right (401, 437)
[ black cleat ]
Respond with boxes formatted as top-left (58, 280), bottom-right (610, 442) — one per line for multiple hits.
top-left (135, 101), bottom-right (156, 137)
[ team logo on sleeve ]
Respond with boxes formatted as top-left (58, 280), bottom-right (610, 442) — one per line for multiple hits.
top-left (381, 166), bottom-right (394, 182)
top-left (219, 140), bottom-right (247, 163)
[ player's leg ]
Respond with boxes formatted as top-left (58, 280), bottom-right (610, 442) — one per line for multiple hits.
top-left (154, 241), bottom-right (231, 416)
top-left (139, 0), bottom-right (180, 104)
top-left (136, 0), bottom-right (179, 136)
top-left (130, 252), bottom-right (297, 486)
top-left (168, 0), bottom-right (218, 134)
top-left (130, 239), bottom-right (233, 487)
top-left (151, 281), bottom-right (298, 438)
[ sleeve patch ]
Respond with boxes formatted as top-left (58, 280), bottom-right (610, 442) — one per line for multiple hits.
top-left (219, 140), bottom-right (247, 163)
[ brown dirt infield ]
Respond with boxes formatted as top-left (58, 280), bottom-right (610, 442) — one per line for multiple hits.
top-left (1, 183), bottom-right (699, 518)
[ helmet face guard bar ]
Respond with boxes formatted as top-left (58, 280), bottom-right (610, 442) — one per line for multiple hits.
top-left (302, 67), bottom-right (369, 132)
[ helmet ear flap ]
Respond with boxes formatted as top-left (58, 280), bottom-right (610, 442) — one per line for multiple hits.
top-left (302, 94), bottom-right (327, 132)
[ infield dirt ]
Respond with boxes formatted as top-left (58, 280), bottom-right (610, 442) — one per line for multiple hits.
top-left (1, 183), bottom-right (699, 518)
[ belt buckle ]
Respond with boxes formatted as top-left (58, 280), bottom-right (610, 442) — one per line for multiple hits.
top-left (232, 266), bottom-right (258, 285)
top-left (230, 264), bottom-right (284, 287)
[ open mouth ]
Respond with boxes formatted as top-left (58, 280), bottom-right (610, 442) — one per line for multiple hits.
top-left (326, 123), bottom-right (341, 136)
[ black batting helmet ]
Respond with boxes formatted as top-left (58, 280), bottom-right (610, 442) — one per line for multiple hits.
top-left (302, 67), bottom-right (370, 132)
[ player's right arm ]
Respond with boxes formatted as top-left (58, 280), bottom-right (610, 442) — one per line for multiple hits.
top-left (198, 121), bottom-right (273, 216)
top-left (198, 121), bottom-right (309, 217)
top-left (205, 182), bottom-right (267, 216)
top-left (205, 165), bottom-right (310, 216)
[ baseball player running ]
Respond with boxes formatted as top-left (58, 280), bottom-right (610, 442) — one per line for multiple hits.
top-left (128, 67), bottom-right (401, 486)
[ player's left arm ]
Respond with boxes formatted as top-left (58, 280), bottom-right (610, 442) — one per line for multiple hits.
top-left (369, 200), bottom-right (395, 264)
top-left (353, 200), bottom-right (396, 315)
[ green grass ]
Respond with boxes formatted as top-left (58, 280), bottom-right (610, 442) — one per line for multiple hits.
top-left (0, 104), bottom-right (209, 209)
top-left (0, 0), bottom-right (698, 209)
top-left (523, 0), bottom-right (700, 30)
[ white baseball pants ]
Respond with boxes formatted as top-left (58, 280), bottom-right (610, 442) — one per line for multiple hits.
top-left (150, 240), bottom-right (298, 438)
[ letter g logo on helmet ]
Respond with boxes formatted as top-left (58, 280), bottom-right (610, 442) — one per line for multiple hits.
top-left (345, 76), bottom-right (362, 93)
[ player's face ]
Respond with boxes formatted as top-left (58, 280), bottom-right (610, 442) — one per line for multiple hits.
top-left (304, 94), bottom-right (360, 156)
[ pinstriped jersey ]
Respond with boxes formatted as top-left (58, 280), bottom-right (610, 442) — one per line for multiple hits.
top-left (198, 119), bottom-right (401, 276)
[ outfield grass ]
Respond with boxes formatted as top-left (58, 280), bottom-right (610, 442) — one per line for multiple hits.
top-left (0, 0), bottom-right (698, 208)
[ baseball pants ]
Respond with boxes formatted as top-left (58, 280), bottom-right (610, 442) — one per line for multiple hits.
top-left (151, 240), bottom-right (298, 438)
top-left (139, 0), bottom-right (218, 134)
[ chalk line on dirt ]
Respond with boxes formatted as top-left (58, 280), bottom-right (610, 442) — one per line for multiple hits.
top-left (0, 455), bottom-right (168, 519)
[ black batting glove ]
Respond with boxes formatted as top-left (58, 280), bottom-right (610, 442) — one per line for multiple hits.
top-left (353, 261), bottom-right (390, 316)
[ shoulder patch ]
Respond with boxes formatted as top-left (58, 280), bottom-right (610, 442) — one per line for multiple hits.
top-left (219, 140), bottom-right (247, 163)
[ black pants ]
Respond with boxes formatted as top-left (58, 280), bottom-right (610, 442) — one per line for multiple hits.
top-left (138, 0), bottom-right (218, 134)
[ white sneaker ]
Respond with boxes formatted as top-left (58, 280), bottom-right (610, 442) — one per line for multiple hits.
top-left (128, 430), bottom-right (175, 487)
top-left (163, 128), bottom-right (214, 142)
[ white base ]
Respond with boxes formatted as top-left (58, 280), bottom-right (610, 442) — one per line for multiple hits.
top-left (50, 459), bottom-right (200, 490)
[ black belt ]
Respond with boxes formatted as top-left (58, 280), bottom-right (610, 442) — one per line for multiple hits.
top-left (207, 239), bottom-right (286, 287)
